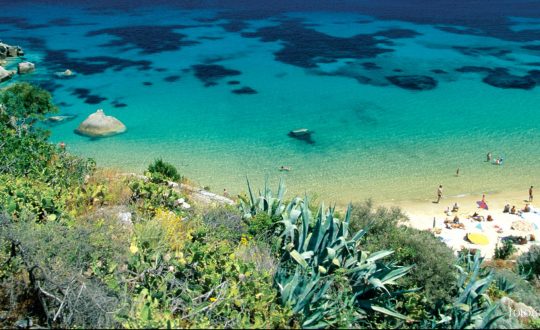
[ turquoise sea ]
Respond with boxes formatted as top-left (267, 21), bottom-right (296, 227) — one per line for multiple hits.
top-left (2, 1), bottom-right (540, 203)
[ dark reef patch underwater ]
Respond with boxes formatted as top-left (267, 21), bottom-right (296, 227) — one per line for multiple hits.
top-left (191, 64), bottom-right (242, 86)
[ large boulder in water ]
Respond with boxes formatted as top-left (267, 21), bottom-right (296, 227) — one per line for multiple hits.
top-left (17, 62), bottom-right (35, 74)
top-left (288, 128), bottom-right (315, 144)
top-left (386, 75), bottom-right (437, 90)
top-left (0, 66), bottom-right (15, 82)
top-left (75, 109), bottom-right (126, 137)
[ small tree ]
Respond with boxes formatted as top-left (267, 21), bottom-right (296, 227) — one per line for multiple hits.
top-left (0, 82), bottom-right (58, 134)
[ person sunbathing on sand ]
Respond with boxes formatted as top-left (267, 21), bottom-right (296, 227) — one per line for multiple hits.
top-left (510, 205), bottom-right (517, 214)
top-left (503, 204), bottom-right (510, 213)
top-left (523, 204), bottom-right (531, 213)
top-left (452, 202), bottom-right (459, 212)
top-left (471, 212), bottom-right (485, 221)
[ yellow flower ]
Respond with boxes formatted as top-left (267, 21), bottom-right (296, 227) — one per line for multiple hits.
top-left (129, 243), bottom-right (139, 254)
top-left (209, 297), bottom-right (217, 302)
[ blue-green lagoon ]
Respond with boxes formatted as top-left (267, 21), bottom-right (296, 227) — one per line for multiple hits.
top-left (2, 1), bottom-right (539, 203)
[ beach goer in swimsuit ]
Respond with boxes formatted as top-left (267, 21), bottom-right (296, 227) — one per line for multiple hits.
top-left (487, 215), bottom-right (493, 221)
top-left (523, 204), bottom-right (531, 213)
top-left (510, 206), bottom-right (516, 214)
top-left (456, 168), bottom-right (460, 177)
top-left (487, 152), bottom-right (492, 162)
top-left (503, 204), bottom-right (510, 213)
top-left (279, 166), bottom-right (291, 171)
top-left (223, 189), bottom-right (229, 197)
top-left (436, 185), bottom-right (443, 203)
top-left (530, 186), bottom-right (534, 202)
top-left (452, 202), bottom-right (459, 212)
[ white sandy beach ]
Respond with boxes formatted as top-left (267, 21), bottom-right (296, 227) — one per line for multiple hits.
top-left (382, 190), bottom-right (540, 259)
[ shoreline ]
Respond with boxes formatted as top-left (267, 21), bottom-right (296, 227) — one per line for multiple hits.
top-left (381, 189), bottom-right (539, 259)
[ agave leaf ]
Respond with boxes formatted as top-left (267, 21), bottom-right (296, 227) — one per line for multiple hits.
top-left (367, 250), bottom-right (394, 263)
top-left (369, 304), bottom-right (408, 320)
top-left (301, 251), bottom-right (314, 259)
top-left (307, 205), bottom-right (324, 252)
top-left (290, 250), bottom-right (308, 268)
top-left (479, 304), bottom-right (504, 329)
top-left (351, 229), bottom-right (368, 242)
top-left (380, 265), bottom-right (413, 284)
top-left (246, 177), bottom-right (256, 213)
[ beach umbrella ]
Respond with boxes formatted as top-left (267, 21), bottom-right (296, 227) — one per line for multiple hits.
top-left (467, 233), bottom-right (489, 245)
top-left (477, 200), bottom-right (489, 210)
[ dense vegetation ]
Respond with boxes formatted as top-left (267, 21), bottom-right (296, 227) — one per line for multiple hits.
top-left (0, 82), bottom-right (539, 328)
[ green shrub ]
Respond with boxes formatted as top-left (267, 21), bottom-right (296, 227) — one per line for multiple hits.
top-left (247, 212), bottom-right (275, 237)
top-left (0, 214), bottom-right (128, 328)
top-left (493, 269), bottom-right (540, 310)
top-left (495, 240), bottom-right (517, 260)
top-left (128, 178), bottom-right (183, 216)
top-left (0, 175), bottom-right (65, 222)
top-left (147, 158), bottom-right (181, 183)
top-left (518, 245), bottom-right (540, 281)
top-left (202, 206), bottom-right (246, 241)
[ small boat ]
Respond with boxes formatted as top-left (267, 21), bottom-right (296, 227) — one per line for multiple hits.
top-left (288, 128), bottom-right (314, 144)
top-left (288, 128), bottom-right (310, 137)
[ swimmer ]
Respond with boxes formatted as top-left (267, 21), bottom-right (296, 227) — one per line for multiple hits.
top-left (279, 166), bottom-right (291, 171)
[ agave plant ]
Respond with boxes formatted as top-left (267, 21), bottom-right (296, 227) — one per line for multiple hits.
top-left (275, 197), bottom-right (412, 327)
top-left (238, 178), bottom-right (287, 219)
top-left (428, 252), bottom-right (503, 329)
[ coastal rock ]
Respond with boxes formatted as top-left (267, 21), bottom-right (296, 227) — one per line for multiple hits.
top-left (17, 61), bottom-right (35, 74)
top-left (500, 297), bottom-right (538, 321)
top-left (75, 109), bottom-right (126, 137)
top-left (0, 42), bottom-right (24, 59)
top-left (0, 66), bottom-right (15, 82)
top-left (482, 69), bottom-right (536, 90)
top-left (46, 114), bottom-right (77, 124)
top-left (386, 75), bottom-right (437, 90)
top-left (288, 128), bottom-right (315, 144)
top-left (117, 212), bottom-right (133, 227)
top-left (54, 69), bottom-right (76, 78)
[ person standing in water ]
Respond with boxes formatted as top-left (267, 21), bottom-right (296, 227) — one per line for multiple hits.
top-left (456, 168), bottom-right (460, 177)
top-left (436, 185), bottom-right (443, 203)
top-left (530, 186), bottom-right (534, 202)
top-left (487, 152), bottom-right (492, 162)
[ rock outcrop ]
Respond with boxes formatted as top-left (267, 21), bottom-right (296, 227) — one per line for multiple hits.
top-left (75, 109), bottom-right (126, 137)
top-left (17, 61), bottom-right (35, 74)
top-left (0, 66), bottom-right (15, 82)
top-left (288, 128), bottom-right (315, 144)
top-left (0, 42), bottom-right (24, 59)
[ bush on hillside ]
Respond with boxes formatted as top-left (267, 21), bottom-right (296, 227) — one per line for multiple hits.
top-left (147, 158), bottom-right (181, 183)
top-left (0, 214), bottom-right (128, 328)
top-left (518, 245), bottom-right (540, 281)
top-left (495, 240), bottom-right (517, 260)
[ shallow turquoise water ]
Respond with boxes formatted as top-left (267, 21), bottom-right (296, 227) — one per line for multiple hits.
top-left (2, 2), bottom-right (539, 203)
